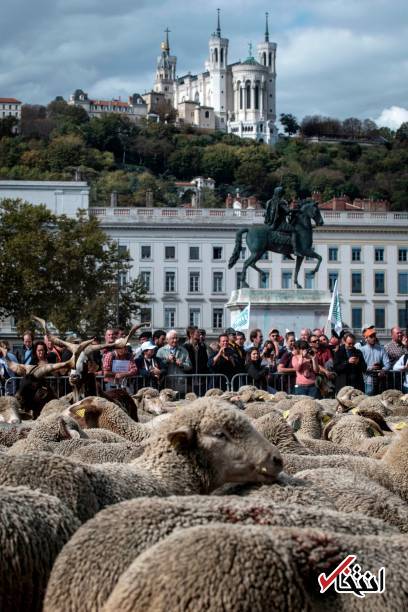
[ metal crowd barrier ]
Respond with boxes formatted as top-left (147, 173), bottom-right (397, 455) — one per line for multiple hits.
top-left (230, 373), bottom-right (297, 394)
top-left (163, 374), bottom-right (230, 396)
top-left (3, 371), bottom-right (406, 400)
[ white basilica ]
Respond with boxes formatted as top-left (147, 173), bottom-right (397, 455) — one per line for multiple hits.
top-left (152, 10), bottom-right (278, 145)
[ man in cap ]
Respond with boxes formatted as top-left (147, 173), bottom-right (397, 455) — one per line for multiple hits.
top-left (359, 327), bottom-right (390, 395)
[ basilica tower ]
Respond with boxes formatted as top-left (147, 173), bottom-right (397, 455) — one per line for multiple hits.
top-left (256, 12), bottom-right (277, 125)
top-left (154, 28), bottom-right (177, 103)
top-left (206, 9), bottom-right (229, 130)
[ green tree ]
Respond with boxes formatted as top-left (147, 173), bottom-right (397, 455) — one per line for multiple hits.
top-left (396, 122), bottom-right (408, 143)
top-left (0, 199), bottom-right (146, 334)
top-left (201, 143), bottom-right (238, 184)
top-left (280, 113), bottom-right (300, 136)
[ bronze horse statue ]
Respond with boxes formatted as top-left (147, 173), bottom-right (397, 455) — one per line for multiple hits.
top-left (228, 200), bottom-right (324, 289)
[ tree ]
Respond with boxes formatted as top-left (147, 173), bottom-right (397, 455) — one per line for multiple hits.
top-left (0, 116), bottom-right (18, 138)
top-left (280, 113), bottom-right (299, 136)
top-left (201, 143), bottom-right (238, 184)
top-left (396, 122), bottom-right (408, 143)
top-left (0, 199), bottom-right (146, 334)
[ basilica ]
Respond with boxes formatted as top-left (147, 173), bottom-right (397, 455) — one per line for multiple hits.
top-left (152, 10), bottom-right (278, 145)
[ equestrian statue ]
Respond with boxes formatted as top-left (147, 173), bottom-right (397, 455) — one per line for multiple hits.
top-left (228, 186), bottom-right (324, 289)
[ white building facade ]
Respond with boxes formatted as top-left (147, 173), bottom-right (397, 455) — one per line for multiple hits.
top-left (68, 90), bottom-right (147, 123)
top-left (153, 12), bottom-right (277, 143)
top-left (86, 206), bottom-right (408, 339)
top-left (0, 180), bottom-right (89, 217)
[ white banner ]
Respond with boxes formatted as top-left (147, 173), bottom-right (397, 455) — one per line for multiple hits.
top-left (326, 279), bottom-right (343, 334)
top-left (231, 304), bottom-right (251, 331)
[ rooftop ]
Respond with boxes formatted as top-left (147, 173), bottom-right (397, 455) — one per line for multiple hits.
top-left (0, 98), bottom-right (22, 104)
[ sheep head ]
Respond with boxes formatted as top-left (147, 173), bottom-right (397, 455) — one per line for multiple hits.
top-left (0, 397), bottom-right (21, 424)
top-left (152, 398), bottom-right (283, 491)
top-left (323, 414), bottom-right (383, 446)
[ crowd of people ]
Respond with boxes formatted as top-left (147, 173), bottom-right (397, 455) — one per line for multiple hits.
top-left (1, 324), bottom-right (408, 397)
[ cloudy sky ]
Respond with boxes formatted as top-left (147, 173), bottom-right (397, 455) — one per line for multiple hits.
top-left (1, 0), bottom-right (407, 128)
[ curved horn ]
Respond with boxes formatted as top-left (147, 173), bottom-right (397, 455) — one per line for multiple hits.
top-left (30, 360), bottom-right (72, 378)
top-left (0, 346), bottom-right (28, 376)
top-left (323, 415), bottom-right (342, 440)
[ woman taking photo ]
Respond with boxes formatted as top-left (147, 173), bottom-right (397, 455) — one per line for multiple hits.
top-left (291, 339), bottom-right (320, 398)
top-left (245, 348), bottom-right (269, 390)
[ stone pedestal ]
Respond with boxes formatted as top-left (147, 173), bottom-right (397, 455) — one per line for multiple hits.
top-left (226, 289), bottom-right (332, 334)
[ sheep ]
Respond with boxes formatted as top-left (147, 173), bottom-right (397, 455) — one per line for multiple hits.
top-left (85, 428), bottom-right (128, 443)
top-left (68, 441), bottom-right (144, 464)
top-left (285, 399), bottom-right (334, 440)
top-left (253, 410), bottom-right (314, 454)
top-left (244, 401), bottom-right (277, 419)
top-left (0, 399), bottom-right (283, 516)
top-left (101, 524), bottom-right (408, 612)
top-left (294, 467), bottom-right (408, 533)
top-left (7, 414), bottom-right (92, 456)
top-left (0, 422), bottom-right (33, 447)
top-left (69, 396), bottom-right (150, 442)
top-left (323, 414), bottom-right (389, 452)
top-left (0, 451), bottom-right (100, 522)
top-left (0, 485), bottom-right (80, 612)
top-left (282, 429), bottom-right (408, 503)
top-left (336, 385), bottom-right (365, 411)
top-left (43, 496), bottom-right (397, 612)
top-left (0, 396), bottom-right (21, 424)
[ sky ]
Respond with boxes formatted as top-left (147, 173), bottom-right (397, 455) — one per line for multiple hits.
top-left (1, 0), bottom-right (407, 129)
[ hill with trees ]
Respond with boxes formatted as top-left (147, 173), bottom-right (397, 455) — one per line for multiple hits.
top-left (0, 100), bottom-right (407, 209)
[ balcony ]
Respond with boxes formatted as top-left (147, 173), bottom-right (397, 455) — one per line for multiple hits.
top-left (89, 207), bottom-right (408, 228)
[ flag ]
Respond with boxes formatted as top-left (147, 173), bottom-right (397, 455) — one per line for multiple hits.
top-left (327, 279), bottom-right (343, 334)
top-left (231, 304), bottom-right (251, 331)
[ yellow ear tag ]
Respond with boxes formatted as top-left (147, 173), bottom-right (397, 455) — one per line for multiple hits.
top-left (283, 410), bottom-right (290, 419)
top-left (395, 422), bottom-right (408, 430)
top-left (322, 415), bottom-right (332, 425)
top-left (373, 429), bottom-right (382, 437)
top-left (351, 408), bottom-right (358, 414)
top-left (76, 408), bottom-right (85, 418)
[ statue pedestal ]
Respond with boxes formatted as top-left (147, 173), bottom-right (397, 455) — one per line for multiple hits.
top-left (226, 289), bottom-right (332, 335)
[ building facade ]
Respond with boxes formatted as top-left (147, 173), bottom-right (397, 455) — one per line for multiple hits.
top-left (153, 11), bottom-right (277, 144)
top-left (85, 206), bottom-right (408, 339)
top-left (0, 98), bottom-right (22, 120)
top-left (0, 180), bottom-right (89, 217)
top-left (69, 90), bottom-right (147, 123)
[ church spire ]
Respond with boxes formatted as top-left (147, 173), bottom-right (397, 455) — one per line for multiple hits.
top-left (216, 8), bottom-right (221, 37)
top-left (161, 27), bottom-right (170, 53)
top-left (265, 12), bottom-right (269, 42)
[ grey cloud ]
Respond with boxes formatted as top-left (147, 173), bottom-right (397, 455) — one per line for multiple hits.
top-left (0, 0), bottom-right (407, 123)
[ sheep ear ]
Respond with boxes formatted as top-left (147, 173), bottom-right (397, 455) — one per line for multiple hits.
top-left (167, 426), bottom-right (194, 449)
top-left (59, 418), bottom-right (74, 440)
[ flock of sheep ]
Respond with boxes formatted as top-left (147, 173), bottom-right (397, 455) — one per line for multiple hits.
top-left (1, 383), bottom-right (408, 611)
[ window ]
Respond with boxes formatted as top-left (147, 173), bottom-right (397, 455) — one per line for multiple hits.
top-left (189, 308), bottom-right (201, 327)
top-left (213, 272), bottom-right (223, 293)
top-left (239, 247), bottom-right (246, 260)
top-left (213, 308), bottom-right (224, 329)
top-left (375, 307), bottom-right (385, 330)
top-left (352, 307), bottom-right (362, 331)
top-left (328, 271), bottom-right (338, 292)
top-left (213, 246), bottom-right (223, 260)
top-left (165, 246), bottom-right (175, 260)
top-left (328, 247), bottom-right (338, 262)
top-left (374, 272), bottom-right (385, 294)
top-left (236, 271), bottom-right (243, 289)
top-left (118, 271), bottom-right (128, 288)
top-left (189, 246), bottom-right (200, 260)
top-left (189, 272), bottom-right (200, 293)
top-left (165, 271), bottom-right (176, 292)
top-left (140, 271), bottom-right (151, 292)
top-left (398, 248), bottom-right (408, 262)
top-left (304, 271), bottom-right (315, 289)
top-left (351, 272), bottom-right (362, 294)
top-left (118, 245), bottom-right (128, 257)
top-left (141, 245), bottom-right (151, 260)
top-left (140, 307), bottom-right (152, 324)
top-left (375, 247), bottom-right (384, 262)
top-left (398, 272), bottom-right (408, 294)
top-left (164, 307), bottom-right (176, 329)
top-left (282, 271), bottom-right (292, 289)
top-left (398, 307), bottom-right (408, 328)
top-left (260, 271), bottom-right (270, 289)
top-left (351, 247), bottom-right (361, 262)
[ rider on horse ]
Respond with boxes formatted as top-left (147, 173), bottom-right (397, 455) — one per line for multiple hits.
top-left (264, 187), bottom-right (301, 257)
